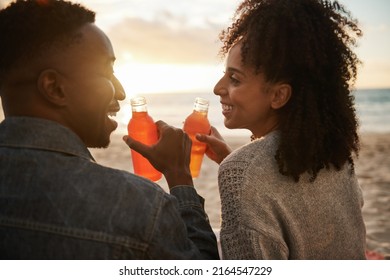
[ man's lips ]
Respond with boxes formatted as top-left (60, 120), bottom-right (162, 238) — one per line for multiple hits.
top-left (107, 111), bottom-right (118, 117)
top-left (107, 106), bottom-right (120, 117)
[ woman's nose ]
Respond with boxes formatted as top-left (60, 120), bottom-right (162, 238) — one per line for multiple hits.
top-left (213, 76), bottom-right (226, 96)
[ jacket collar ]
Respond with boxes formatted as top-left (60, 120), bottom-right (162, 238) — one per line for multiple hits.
top-left (0, 117), bottom-right (95, 161)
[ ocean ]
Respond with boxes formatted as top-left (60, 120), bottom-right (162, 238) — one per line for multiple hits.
top-left (354, 88), bottom-right (390, 133)
top-left (114, 88), bottom-right (390, 137)
top-left (1, 88), bottom-right (390, 136)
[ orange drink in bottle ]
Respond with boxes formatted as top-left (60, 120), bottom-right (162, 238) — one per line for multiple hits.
top-left (183, 97), bottom-right (211, 178)
top-left (128, 97), bottom-right (162, 181)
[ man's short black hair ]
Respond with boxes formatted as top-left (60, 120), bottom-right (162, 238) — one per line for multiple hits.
top-left (0, 0), bottom-right (96, 80)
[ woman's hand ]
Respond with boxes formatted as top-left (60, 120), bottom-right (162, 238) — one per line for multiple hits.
top-left (195, 126), bottom-right (232, 164)
top-left (123, 120), bottom-right (193, 188)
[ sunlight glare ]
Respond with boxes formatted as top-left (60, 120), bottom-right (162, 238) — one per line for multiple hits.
top-left (114, 62), bottom-right (222, 99)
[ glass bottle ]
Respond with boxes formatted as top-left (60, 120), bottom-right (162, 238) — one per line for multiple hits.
top-left (128, 96), bottom-right (162, 182)
top-left (183, 97), bottom-right (211, 178)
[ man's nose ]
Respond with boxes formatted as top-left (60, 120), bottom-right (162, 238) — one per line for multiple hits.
top-left (112, 75), bottom-right (126, 100)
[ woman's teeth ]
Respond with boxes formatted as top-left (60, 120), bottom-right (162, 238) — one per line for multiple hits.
top-left (222, 104), bottom-right (233, 112)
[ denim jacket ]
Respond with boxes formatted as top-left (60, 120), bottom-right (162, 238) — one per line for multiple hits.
top-left (0, 117), bottom-right (218, 259)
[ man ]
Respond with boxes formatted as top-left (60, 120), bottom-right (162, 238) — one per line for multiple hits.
top-left (0, 0), bottom-right (218, 259)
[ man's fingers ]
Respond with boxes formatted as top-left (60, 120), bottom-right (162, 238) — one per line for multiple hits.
top-left (122, 135), bottom-right (151, 158)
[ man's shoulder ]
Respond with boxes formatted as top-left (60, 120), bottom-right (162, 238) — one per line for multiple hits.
top-left (80, 161), bottom-right (166, 198)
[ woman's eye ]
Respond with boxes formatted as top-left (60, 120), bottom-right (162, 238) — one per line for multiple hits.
top-left (229, 74), bottom-right (240, 85)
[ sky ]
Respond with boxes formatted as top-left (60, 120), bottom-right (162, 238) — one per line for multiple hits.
top-left (1, 0), bottom-right (389, 96)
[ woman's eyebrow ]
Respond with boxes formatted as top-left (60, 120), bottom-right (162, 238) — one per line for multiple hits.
top-left (227, 67), bottom-right (246, 77)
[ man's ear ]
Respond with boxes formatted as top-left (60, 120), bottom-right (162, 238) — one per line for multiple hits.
top-left (271, 83), bottom-right (292, 109)
top-left (37, 69), bottom-right (67, 106)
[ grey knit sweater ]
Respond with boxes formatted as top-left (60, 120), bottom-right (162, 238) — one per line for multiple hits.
top-left (218, 131), bottom-right (366, 259)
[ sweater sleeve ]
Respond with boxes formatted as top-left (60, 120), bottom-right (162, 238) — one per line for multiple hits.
top-left (218, 161), bottom-right (288, 259)
top-left (221, 226), bottom-right (289, 259)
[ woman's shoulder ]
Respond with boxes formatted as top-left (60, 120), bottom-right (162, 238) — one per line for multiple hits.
top-left (222, 130), bottom-right (280, 165)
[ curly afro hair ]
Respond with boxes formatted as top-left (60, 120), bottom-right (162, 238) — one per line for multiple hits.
top-left (219, 0), bottom-right (362, 182)
top-left (0, 0), bottom-right (95, 81)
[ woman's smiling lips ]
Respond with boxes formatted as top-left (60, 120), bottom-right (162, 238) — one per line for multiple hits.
top-left (221, 103), bottom-right (233, 115)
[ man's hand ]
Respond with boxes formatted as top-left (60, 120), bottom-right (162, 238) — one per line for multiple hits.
top-left (123, 120), bottom-right (193, 188)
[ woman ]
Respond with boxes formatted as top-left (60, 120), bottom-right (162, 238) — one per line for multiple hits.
top-left (196, 0), bottom-right (366, 259)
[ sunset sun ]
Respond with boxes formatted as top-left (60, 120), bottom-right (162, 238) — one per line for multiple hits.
top-left (114, 62), bottom-right (222, 98)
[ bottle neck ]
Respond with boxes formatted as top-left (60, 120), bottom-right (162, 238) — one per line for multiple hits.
top-left (132, 104), bottom-right (148, 113)
top-left (131, 97), bottom-right (148, 113)
top-left (193, 97), bottom-right (209, 115)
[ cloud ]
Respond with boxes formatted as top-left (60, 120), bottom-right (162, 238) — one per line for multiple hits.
top-left (106, 13), bottom-right (224, 65)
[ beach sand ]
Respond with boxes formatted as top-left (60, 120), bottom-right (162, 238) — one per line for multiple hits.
top-left (90, 132), bottom-right (390, 258)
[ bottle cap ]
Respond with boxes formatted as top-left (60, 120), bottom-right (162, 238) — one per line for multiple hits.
top-left (195, 97), bottom-right (209, 106)
top-left (130, 96), bottom-right (146, 107)
top-left (194, 97), bottom-right (209, 112)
